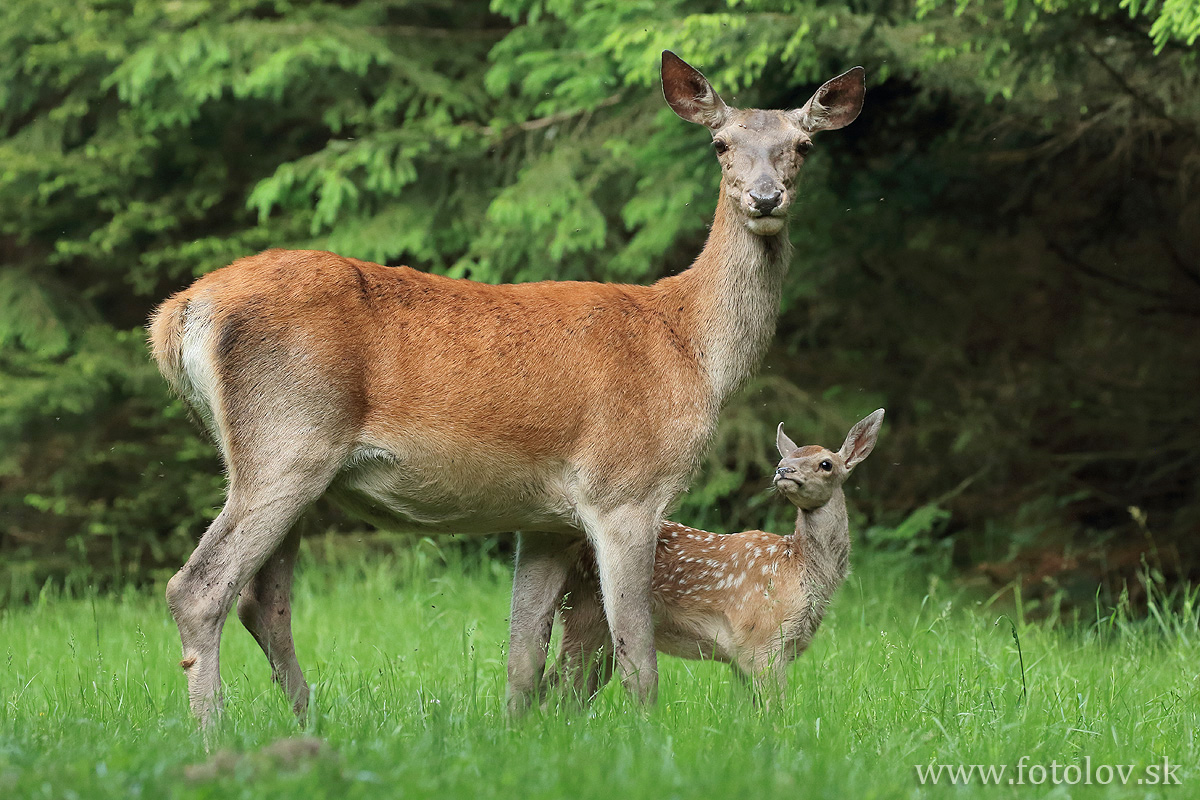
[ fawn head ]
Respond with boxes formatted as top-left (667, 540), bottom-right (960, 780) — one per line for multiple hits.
top-left (773, 409), bottom-right (884, 509)
top-left (662, 51), bottom-right (865, 237)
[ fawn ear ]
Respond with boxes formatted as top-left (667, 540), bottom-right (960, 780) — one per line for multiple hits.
top-left (838, 409), bottom-right (884, 470)
top-left (776, 422), bottom-right (799, 459)
top-left (790, 66), bottom-right (865, 133)
top-left (662, 50), bottom-right (730, 129)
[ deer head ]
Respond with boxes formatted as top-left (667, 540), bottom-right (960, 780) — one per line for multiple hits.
top-left (773, 409), bottom-right (884, 509)
top-left (662, 51), bottom-right (865, 237)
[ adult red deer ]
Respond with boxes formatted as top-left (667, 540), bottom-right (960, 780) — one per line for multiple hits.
top-left (148, 51), bottom-right (865, 729)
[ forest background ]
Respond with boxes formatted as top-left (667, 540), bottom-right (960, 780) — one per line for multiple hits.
top-left (2, 0), bottom-right (1197, 605)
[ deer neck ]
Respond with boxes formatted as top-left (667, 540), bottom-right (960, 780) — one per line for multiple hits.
top-left (664, 182), bottom-right (792, 408)
top-left (788, 488), bottom-right (850, 637)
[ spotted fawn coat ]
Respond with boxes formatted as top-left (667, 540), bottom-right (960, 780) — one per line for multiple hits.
top-left (550, 410), bottom-right (883, 703)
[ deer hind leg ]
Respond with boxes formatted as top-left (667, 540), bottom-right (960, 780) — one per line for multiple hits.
top-left (167, 447), bottom-right (341, 731)
top-left (236, 523), bottom-right (308, 721)
top-left (506, 531), bottom-right (575, 716)
top-left (583, 503), bottom-right (660, 704)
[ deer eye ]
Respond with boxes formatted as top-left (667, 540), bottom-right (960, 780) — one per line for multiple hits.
top-left (819, 460), bottom-right (832, 472)
top-left (796, 140), bottom-right (813, 156)
top-left (713, 139), bottom-right (729, 155)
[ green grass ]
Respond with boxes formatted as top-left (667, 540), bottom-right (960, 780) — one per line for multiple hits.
top-left (1, 538), bottom-right (1197, 799)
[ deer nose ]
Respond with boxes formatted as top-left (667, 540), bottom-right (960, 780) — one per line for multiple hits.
top-left (749, 187), bottom-right (783, 215)
top-left (775, 466), bottom-right (794, 478)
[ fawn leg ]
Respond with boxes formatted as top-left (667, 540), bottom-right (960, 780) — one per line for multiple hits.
top-left (736, 649), bottom-right (788, 709)
top-left (549, 564), bottom-right (615, 704)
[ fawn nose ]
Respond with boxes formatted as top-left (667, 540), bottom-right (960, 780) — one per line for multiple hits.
top-left (749, 188), bottom-right (783, 215)
top-left (775, 466), bottom-right (794, 478)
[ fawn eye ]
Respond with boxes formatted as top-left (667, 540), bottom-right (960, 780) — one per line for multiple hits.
top-left (713, 139), bottom-right (729, 155)
top-left (796, 140), bottom-right (813, 156)
top-left (819, 460), bottom-right (832, 472)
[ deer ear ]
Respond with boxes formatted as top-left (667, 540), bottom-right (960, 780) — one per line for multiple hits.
top-left (776, 422), bottom-right (799, 459)
top-left (838, 409), bottom-right (884, 470)
top-left (790, 66), bottom-right (865, 133)
top-left (662, 50), bottom-right (729, 129)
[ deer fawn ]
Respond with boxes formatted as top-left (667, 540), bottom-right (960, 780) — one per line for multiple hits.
top-left (148, 51), bottom-right (865, 729)
top-left (549, 410), bottom-right (884, 704)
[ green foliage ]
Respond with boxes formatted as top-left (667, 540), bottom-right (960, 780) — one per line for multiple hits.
top-left (1125, 0), bottom-right (1200, 49)
top-left (2, 0), bottom-right (1198, 590)
top-left (867, 502), bottom-right (952, 554)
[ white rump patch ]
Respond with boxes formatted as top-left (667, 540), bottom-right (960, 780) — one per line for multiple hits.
top-left (179, 301), bottom-right (225, 455)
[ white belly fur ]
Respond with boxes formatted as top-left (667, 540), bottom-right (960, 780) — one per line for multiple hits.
top-left (652, 604), bottom-right (739, 663)
top-left (327, 445), bottom-right (581, 535)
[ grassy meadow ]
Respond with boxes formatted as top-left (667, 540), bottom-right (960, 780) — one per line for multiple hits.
top-left (1, 537), bottom-right (1197, 799)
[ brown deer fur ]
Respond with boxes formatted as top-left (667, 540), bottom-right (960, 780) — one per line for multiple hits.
top-left (549, 411), bottom-right (884, 704)
top-left (147, 51), bottom-right (865, 729)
